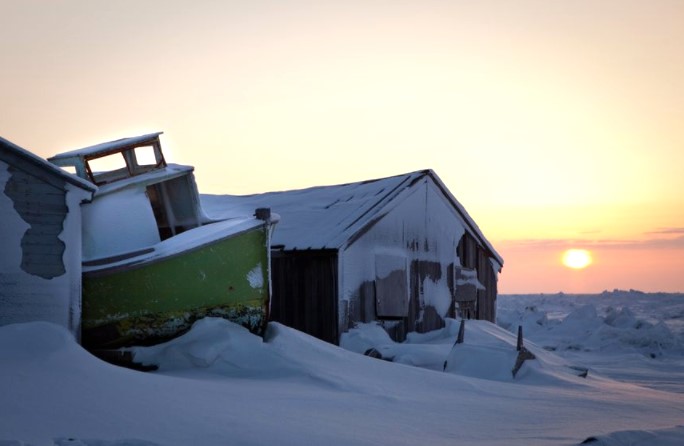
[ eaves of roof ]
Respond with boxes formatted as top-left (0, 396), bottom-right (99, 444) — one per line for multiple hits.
top-left (0, 136), bottom-right (97, 193)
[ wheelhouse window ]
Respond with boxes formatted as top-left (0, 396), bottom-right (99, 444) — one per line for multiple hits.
top-left (130, 145), bottom-right (164, 175)
top-left (84, 145), bottom-right (167, 185)
top-left (87, 152), bottom-right (129, 185)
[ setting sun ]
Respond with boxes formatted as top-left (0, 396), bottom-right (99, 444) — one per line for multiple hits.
top-left (562, 249), bottom-right (593, 270)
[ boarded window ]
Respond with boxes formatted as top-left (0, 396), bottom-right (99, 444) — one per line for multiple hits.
top-left (454, 267), bottom-right (481, 302)
top-left (453, 266), bottom-right (484, 319)
top-left (375, 254), bottom-right (409, 319)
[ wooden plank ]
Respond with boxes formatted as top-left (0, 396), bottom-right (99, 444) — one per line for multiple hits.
top-left (375, 254), bottom-right (409, 319)
top-left (18, 240), bottom-right (68, 255)
top-left (3, 183), bottom-right (64, 197)
top-left (19, 260), bottom-right (66, 279)
top-left (454, 267), bottom-right (478, 302)
top-left (8, 209), bottom-right (67, 225)
top-left (409, 259), bottom-right (445, 334)
top-left (9, 201), bottom-right (68, 215)
top-left (1, 150), bottom-right (68, 191)
top-left (270, 250), bottom-right (339, 344)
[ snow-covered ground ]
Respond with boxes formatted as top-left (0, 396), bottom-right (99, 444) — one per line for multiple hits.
top-left (1, 291), bottom-right (683, 445)
top-left (498, 290), bottom-right (684, 394)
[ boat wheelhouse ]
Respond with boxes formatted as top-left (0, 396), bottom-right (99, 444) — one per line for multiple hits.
top-left (49, 133), bottom-right (276, 349)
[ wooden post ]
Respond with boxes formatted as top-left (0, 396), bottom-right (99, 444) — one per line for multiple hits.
top-left (255, 208), bottom-right (271, 221)
top-left (511, 347), bottom-right (536, 378)
top-left (456, 319), bottom-right (465, 344)
top-left (512, 325), bottom-right (536, 378)
top-left (444, 319), bottom-right (466, 372)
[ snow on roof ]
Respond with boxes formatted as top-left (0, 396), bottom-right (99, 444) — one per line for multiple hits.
top-left (48, 132), bottom-right (163, 163)
top-left (0, 136), bottom-right (97, 192)
top-left (92, 163), bottom-right (194, 197)
top-left (427, 170), bottom-right (503, 267)
top-left (202, 169), bottom-right (503, 265)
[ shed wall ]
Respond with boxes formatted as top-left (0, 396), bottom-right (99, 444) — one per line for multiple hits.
top-left (270, 250), bottom-right (338, 344)
top-left (457, 232), bottom-right (498, 322)
top-left (0, 159), bottom-right (88, 336)
top-left (341, 177), bottom-right (469, 341)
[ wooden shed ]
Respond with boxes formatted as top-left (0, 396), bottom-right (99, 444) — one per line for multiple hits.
top-left (203, 169), bottom-right (503, 344)
top-left (0, 137), bottom-right (95, 337)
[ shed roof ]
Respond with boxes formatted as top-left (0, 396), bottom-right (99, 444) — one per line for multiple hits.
top-left (202, 169), bottom-right (503, 266)
top-left (0, 136), bottom-right (97, 192)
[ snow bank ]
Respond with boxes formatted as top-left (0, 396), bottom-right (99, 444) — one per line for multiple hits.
top-left (580, 425), bottom-right (684, 446)
top-left (497, 292), bottom-right (684, 393)
top-left (134, 318), bottom-right (432, 393)
top-left (497, 292), bottom-right (684, 358)
top-left (132, 318), bottom-right (311, 380)
top-left (0, 322), bottom-right (170, 446)
top-left (341, 318), bottom-right (590, 384)
top-left (2, 295), bottom-right (684, 446)
top-left (0, 321), bottom-right (79, 362)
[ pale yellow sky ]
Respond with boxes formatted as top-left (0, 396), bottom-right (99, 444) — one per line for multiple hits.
top-left (2, 0), bottom-right (682, 292)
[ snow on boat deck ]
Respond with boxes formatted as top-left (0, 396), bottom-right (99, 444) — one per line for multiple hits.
top-left (83, 217), bottom-right (268, 273)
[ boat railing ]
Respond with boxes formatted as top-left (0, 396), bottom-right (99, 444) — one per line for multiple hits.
top-left (83, 247), bottom-right (155, 267)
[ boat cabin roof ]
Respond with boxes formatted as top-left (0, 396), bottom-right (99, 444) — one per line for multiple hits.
top-left (48, 132), bottom-right (168, 186)
top-left (49, 132), bottom-right (164, 163)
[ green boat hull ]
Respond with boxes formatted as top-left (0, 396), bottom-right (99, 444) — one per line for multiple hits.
top-left (81, 225), bottom-right (270, 349)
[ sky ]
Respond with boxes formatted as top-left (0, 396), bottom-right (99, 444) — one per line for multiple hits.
top-left (1, 0), bottom-right (683, 293)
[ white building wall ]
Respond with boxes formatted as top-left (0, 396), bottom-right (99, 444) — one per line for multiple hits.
top-left (0, 160), bottom-right (90, 336)
top-left (64, 183), bottom-right (91, 337)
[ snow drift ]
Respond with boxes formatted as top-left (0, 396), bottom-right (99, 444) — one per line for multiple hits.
top-left (2, 291), bottom-right (684, 445)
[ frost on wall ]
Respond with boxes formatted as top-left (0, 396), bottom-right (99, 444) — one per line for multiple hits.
top-left (422, 276), bottom-right (453, 319)
top-left (342, 179), bottom-right (469, 338)
top-left (3, 166), bottom-right (67, 279)
top-left (375, 254), bottom-right (409, 318)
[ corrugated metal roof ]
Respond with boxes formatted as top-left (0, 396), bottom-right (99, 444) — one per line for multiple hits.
top-left (202, 169), bottom-right (503, 266)
top-left (203, 171), bottom-right (419, 250)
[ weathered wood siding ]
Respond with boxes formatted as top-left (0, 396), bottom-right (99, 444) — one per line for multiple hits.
top-left (270, 249), bottom-right (339, 344)
top-left (0, 152), bottom-right (89, 337)
top-left (265, 173), bottom-right (500, 345)
top-left (457, 232), bottom-right (498, 322)
top-left (341, 177), bottom-right (468, 342)
top-left (4, 166), bottom-right (68, 279)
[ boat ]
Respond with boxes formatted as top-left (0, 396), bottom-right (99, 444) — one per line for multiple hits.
top-left (49, 132), bottom-right (277, 350)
